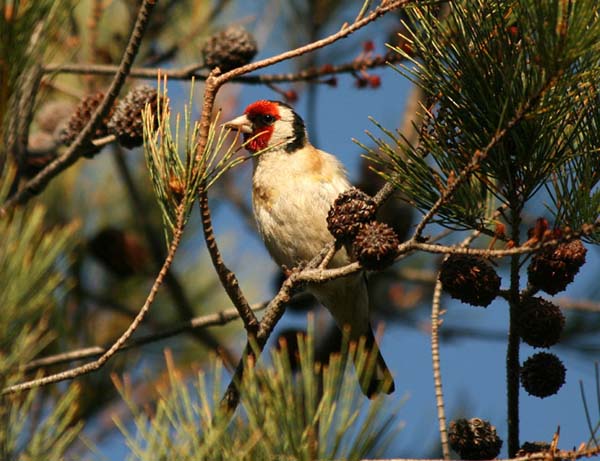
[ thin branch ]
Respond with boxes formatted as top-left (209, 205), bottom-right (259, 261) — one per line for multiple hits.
top-left (431, 206), bottom-right (493, 459)
top-left (411, 64), bottom-right (563, 244)
top-left (361, 442), bottom-right (600, 461)
top-left (21, 302), bottom-right (268, 373)
top-left (292, 233), bottom-right (598, 287)
top-left (199, 188), bottom-right (260, 335)
top-left (42, 52), bottom-right (403, 83)
top-left (15, 65), bottom-right (43, 168)
top-left (556, 298), bottom-right (600, 313)
top-left (397, 267), bottom-right (437, 284)
top-left (580, 380), bottom-right (600, 448)
top-left (2, 204), bottom-right (185, 395)
top-left (1, 0), bottom-right (157, 214)
top-left (431, 277), bottom-right (450, 459)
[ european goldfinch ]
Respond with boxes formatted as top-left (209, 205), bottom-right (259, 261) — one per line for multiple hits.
top-left (225, 100), bottom-right (394, 396)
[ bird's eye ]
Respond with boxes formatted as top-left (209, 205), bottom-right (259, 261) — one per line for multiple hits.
top-left (260, 114), bottom-right (276, 125)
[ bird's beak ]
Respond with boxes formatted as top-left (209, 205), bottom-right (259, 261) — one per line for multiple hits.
top-left (224, 114), bottom-right (253, 134)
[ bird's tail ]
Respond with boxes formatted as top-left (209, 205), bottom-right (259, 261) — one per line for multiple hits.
top-left (355, 324), bottom-right (395, 398)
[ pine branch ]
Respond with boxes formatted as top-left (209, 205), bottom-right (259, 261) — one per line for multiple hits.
top-left (1, 0), bottom-right (157, 214)
top-left (42, 52), bottom-right (403, 83)
top-left (20, 302), bottom-right (268, 373)
top-left (431, 277), bottom-right (450, 459)
top-left (199, 188), bottom-right (260, 335)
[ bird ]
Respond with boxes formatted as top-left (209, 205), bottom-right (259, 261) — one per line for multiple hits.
top-left (224, 100), bottom-right (395, 397)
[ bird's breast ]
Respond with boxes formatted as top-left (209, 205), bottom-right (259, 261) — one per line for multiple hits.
top-left (251, 146), bottom-right (351, 269)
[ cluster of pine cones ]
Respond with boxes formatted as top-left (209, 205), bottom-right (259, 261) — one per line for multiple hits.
top-left (327, 188), bottom-right (400, 271)
top-left (60, 25), bottom-right (258, 154)
top-left (60, 85), bottom-right (159, 153)
top-left (439, 224), bottom-right (586, 402)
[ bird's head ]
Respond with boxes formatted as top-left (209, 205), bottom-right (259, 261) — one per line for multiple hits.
top-left (224, 100), bottom-right (307, 153)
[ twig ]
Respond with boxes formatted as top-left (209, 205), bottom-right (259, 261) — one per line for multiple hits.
top-left (431, 277), bottom-right (450, 459)
top-left (1, 0), bottom-right (157, 214)
top-left (360, 442), bottom-right (600, 461)
top-left (42, 52), bottom-right (403, 83)
top-left (88, 0), bottom-right (104, 90)
top-left (556, 298), bottom-right (600, 313)
top-left (2, 204), bottom-right (185, 395)
top-left (580, 380), bottom-right (599, 448)
top-left (431, 210), bottom-right (493, 459)
top-left (21, 302), bottom-right (268, 373)
top-left (318, 242), bottom-right (340, 270)
top-left (15, 65), bottom-right (43, 169)
top-left (199, 188), bottom-right (260, 335)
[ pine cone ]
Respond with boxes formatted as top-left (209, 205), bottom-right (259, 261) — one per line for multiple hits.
top-left (521, 352), bottom-right (566, 398)
top-left (448, 418), bottom-right (503, 460)
top-left (60, 92), bottom-right (113, 154)
top-left (327, 188), bottom-right (377, 242)
top-left (88, 227), bottom-right (150, 277)
top-left (352, 221), bottom-right (399, 270)
top-left (440, 255), bottom-right (501, 307)
top-left (202, 25), bottom-right (258, 72)
top-left (516, 297), bottom-right (565, 348)
top-left (108, 85), bottom-right (158, 149)
top-left (517, 441), bottom-right (551, 456)
top-left (528, 239), bottom-right (587, 295)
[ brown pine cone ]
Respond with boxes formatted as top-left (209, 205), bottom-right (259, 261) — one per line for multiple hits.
top-left (60, 92), bottom-right (114, 154)
top-left (352, 221), bottom-right (399, 270)
top-left (440, 255), bottom-right (501, 307)
top-left (88, 227), bottom-right (150, 277)
top-left (528, 239), bottom-right (587, 295)
top-left (202, 25), bottom-right (258, 72)
top-left (516, 297), bottom-right (565, 348)
top-left (521, 352), bottom-right (566, 398)
top-left (448, 418), bottom-right (503, 460)
top-left (327, 188), bottom-right (377, 242)
top-left (108, 85), bottom-right (158, 149)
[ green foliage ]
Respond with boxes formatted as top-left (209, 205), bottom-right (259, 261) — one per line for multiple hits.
top-left (143, 78), bottom-right (253, 237)
top-left (117, 327), bottom-right (402, 461)
top-left (364, 0), bottom-right (600, 234)
top-left (0, 166), bottom-right (81, 459)
top-left (1, 385), bottom-right (82, 461)
top-left (0, 0), bottom-right (74, 139)
top-left (0, 169), bottom-right (78, 378)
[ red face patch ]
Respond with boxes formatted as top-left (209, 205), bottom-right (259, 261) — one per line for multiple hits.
top-left (243, 100), bottom-right (280, 152)
top-left (244, 100), bottom-right (280, 119)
